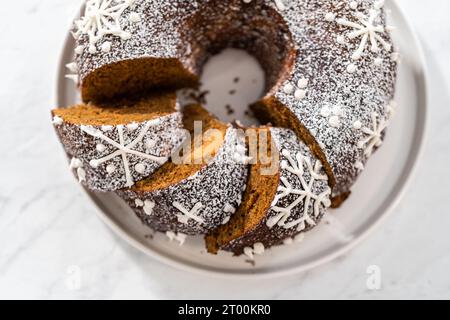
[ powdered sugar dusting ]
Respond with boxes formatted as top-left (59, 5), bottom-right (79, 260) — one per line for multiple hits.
top-left (223, 128), bottom-right (330, 254)
top-left (117, 127), bottom-right (249, 235)
top-left (54, 112), bottom-right (187, 191)
top-left (273, 0), bottom-right (397, 196)
top-left (71, 0), bottom-right (396, 208)
top-left (75, 1), bottom-right (182, 82)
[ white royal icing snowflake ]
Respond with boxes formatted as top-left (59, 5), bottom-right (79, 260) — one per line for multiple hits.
top-left (357, 112), bottom-right (389, 157)
top-left (266, 150), bottom-right (331, 232)
top-left (336, 3), bottom-right (391, 60)
top-left (173, 202), bottom-right (205, 225)
top-left (80, 121), bottom-right (167, 187)
top-left (73, 0), bottom-right (137, 53)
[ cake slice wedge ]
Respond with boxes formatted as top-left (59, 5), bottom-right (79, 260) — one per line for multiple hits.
top-left (51, 91), bottom-right (186, 191)
top-left (116, 105), bottom-right (249, 236)
top-left (206, 127), bottom-right (331, 257)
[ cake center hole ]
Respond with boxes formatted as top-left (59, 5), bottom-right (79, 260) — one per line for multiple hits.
top-left (199, 48), bottom-right (265, 127)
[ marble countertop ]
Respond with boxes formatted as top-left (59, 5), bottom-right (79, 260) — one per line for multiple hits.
top-left (0, 0), bottom-right (449, 300)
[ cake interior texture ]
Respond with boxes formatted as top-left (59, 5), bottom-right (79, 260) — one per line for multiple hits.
top-left (131, 104), bottom-right (228, 192)
top-left (53, 91), bottom-right (177, 126)
top-left (205, 127), bottom-right (280, 254)
top-left (182, 2), bottom-right (295, 94)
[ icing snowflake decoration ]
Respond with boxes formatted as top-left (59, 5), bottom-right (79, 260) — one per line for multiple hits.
top-left (266, 150), bottom-right (331, 232)
top-left (73, 0), bottom-right (138, 53)
top-left (336, 1), bottom-right (391, 61)
top-left (173, 202), bottom-right (205, 225)
top-left (357, 112), bottom-right (389, 157)
top-left (80, 121), bottom-right (167, 187)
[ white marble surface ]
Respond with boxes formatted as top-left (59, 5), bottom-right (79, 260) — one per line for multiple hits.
top-left (0, 0), bottom-right (449, 300)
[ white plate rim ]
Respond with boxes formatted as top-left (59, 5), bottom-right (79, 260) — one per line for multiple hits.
top-left (54, 0), bottom-right (429, 279)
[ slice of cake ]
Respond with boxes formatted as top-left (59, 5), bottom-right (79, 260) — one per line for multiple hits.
top-left (116, 105), bottom-right (249, 236)
top-left (51, 91), bottom-right (186, 191)
top-left (206, 127), bottom-right (331, 257)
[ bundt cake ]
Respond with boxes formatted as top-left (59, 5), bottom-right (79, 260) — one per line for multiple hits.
top-left (52, 0), bottom-right (398, 258)
top-left (69, 0), bottom-right (397, 204)
top-left (52, 92), bottom-right (186, 191)
top-left (206, 128), bottom-right (331, 256)
top-left (116, 105), bottom-right (249, 235)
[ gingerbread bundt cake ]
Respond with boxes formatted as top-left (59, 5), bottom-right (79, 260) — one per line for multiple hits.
top-left (116, 105), bottom-right (249, 235)
top-left (53, 0), bottom-right (398, 258)
top-left (69, 0), bottom-right (397, 204)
